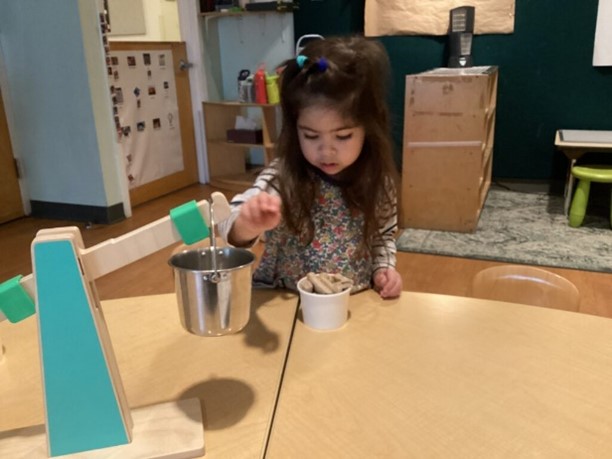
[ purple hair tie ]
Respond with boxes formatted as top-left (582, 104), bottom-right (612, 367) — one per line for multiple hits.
top-left (297, 55), bottom-right (328, 73)
top-left (315, 58), bottom-right (328, 72)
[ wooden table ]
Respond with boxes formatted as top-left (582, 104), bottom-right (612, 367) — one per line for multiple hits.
top-left (5, 288), bottom-right (612, 457)
top-left (266, 290), bottom-right (612, 457)
top-left (554, 129), bottom-right (612, 214)
top-left (0, 289), bottom-right (298, 458)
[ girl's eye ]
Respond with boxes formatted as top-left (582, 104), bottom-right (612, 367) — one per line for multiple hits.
top-left (336, 133), bottom-right (353, 141)
top-left (303, 133), bottom-right (318, 140)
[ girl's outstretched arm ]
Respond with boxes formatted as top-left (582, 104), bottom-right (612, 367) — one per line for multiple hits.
top-left (229, 192), bottom-right (281, 246)
top-left (217, 162), bottom-right (281, 247)
top-left (371, 178), bottom-right (403, 298)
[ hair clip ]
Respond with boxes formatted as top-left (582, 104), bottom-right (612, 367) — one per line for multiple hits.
top-left (297, 55), bottom-right (328, 73)
top-left (315, 58), bottom-right (328, 72)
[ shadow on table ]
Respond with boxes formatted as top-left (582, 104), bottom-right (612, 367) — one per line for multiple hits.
top-left (180, 378), bottom-right (255, 430)
top-left (242, 289), bottom-right (298, 353)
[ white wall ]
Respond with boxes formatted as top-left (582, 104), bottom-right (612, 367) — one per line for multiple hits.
top-left (217, 13), bottom-right (294, 101)
top-left (79, 0), bottom-right (130, 214)
top-left (108, 0), bottom-right (181, 42)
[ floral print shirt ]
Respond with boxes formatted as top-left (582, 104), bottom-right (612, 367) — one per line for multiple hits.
top-left (218, 161), bottom-right (398, 293)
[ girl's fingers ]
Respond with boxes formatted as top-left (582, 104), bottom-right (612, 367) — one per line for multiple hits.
top-left (260, 193), bottom-right (281, 213)
top-left (376, 269), bottom-right (402, 298)
top-left (241, 193), bottom-right (281, 230)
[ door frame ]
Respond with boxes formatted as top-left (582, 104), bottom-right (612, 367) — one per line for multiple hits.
top-left (177, 0), bottom-right (210, 183)
top-left (0, 43), bottom-right (30, 216)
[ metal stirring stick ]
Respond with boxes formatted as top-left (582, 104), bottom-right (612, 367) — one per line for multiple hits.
top-left (208, 199), bottom-right (220, 283)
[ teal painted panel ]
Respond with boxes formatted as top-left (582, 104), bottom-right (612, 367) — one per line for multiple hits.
top-left (34, 240), bottom-right (128, 456)
top-left (0, 1), bottom-right (107, 205)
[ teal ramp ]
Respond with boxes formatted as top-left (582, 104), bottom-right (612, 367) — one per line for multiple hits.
top-left (34, 240), bottom-right (129, 456)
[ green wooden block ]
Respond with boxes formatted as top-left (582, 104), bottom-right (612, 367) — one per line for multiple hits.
top-left (0, 275), bottom-right (36, 323)
top-left (170, 200), bottom-right (210, 245)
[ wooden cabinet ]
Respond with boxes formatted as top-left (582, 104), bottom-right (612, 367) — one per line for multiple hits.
top-left (202, 101), bottom-right (279, 192)
top-left (401, 66), bottom-right (498, 232)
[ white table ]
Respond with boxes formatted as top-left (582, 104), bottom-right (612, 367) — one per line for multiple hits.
top-left (267, 289), bottom-right (612, 457)
top-left (0, 289), bottom-right (298, 458)
top-left (5, 288), bottom-right (612, 457)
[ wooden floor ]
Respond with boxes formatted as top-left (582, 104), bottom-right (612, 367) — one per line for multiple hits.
top-left (2, 184), bottom-right (611, 318)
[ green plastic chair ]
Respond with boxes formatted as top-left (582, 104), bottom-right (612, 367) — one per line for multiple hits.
top-left (568, 164), bottom-right (612, 228)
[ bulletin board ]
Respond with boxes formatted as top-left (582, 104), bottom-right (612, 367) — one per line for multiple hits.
top-left (364, 0), bottom-right (516, 37)
top-left (108, 49), bottom-right (184, 188)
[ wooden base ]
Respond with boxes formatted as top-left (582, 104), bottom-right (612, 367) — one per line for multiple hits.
top-left (0, 398), bottom-right (204, 458)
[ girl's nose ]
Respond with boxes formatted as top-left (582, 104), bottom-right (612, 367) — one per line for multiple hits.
top-left (318, 138), bottom-right (335, 155)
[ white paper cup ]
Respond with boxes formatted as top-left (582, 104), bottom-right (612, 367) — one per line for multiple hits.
top-left (297, 276), bottom-right (352, 331)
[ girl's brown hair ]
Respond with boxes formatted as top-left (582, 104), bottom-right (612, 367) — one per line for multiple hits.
top-left (276, 35), bottom-right (398, 249)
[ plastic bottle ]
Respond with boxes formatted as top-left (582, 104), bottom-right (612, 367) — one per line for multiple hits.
top-left (237, 69), bottom-right (250, 103)
top-left (265, 73), bottom-right (280, 104)
top-left (254, 65), bottom-right (268, 104)
top-left (244, 75), bottom-right (254, 103)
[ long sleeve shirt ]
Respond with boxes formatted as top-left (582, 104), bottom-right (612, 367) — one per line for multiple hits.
top-left (218, 161), bottom-right (398, 292)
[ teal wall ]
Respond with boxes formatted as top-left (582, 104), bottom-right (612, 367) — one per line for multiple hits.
top-left (0, 1), bottom-right (115, 207)
top-left (294, 1), bottom-right (612, 180)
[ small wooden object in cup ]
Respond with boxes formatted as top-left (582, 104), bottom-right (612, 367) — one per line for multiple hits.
top-left (297, 274), bottom-right (352, 331)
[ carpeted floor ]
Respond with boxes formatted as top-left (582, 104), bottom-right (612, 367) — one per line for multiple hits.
top-left (396, 187), bottom-right (612, 273)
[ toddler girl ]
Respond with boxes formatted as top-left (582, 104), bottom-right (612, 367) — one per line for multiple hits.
top-left (218, 35), bottom-right (402, 298)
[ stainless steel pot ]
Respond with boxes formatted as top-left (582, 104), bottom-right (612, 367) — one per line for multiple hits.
top-left (169, 247), bottom-right (255, 336)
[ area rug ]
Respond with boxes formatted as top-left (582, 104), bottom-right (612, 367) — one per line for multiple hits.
top-left (396, 187), bottom-right (612, 273)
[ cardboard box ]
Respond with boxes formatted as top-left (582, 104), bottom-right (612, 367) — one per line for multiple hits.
top-left (404, 66), bottom-right (498, 143)
top-left (401, 142), bottom-right (492, 232)
top-left (401, 67), bottom-right (498, 232)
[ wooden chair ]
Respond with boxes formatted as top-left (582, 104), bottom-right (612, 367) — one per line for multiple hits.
top-left (469, 265), bottom-right (580, 312)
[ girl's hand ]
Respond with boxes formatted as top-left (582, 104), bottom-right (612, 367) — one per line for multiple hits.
top-left (373, 268), bottom-right (403, 299)
top-left (230, 192), bottom-right (281, 245)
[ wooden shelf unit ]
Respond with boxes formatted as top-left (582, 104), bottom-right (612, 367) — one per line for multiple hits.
top-left (401, 66), bottom-right (498, 232)
top-left (202, 101), bottom-right (279, 192)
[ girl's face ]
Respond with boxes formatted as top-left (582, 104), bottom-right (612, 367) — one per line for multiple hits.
top-left (296, 105), bottom-right (365, 177)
